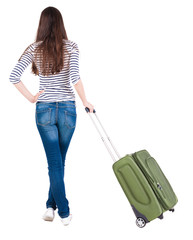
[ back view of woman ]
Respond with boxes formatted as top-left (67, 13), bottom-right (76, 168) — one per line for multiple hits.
top-left (9, 6), bottom-right (94, 226)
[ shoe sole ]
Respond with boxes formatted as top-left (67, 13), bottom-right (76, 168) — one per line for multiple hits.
top-left (42, 216), bottom-right (54, 222)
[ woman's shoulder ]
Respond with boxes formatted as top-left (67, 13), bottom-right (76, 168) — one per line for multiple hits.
top-left (25, 41), bottom-right (42, 52)
top-left (63, 39), bottom-right (79, 52)
top-left (63, 39), bottom-right (77, 45)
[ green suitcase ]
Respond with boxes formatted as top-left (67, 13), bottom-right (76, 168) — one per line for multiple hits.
top-left (86, 108), bottom-right (178, 228)
top-left (113, 151), bottom-right (178, 227)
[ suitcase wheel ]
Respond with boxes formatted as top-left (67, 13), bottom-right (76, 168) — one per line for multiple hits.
top-left (136, 217), bottom-right (146, 228)
top-left (169, 208), bottom-right (175, 212)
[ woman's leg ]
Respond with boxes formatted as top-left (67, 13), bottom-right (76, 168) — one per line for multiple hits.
top-left (46, 117), bottom-right (76, 212)
top-left (36, 103), bottom-right (70, 218)
top-left (46, 187), bottom-right (56, 210)
top-left (57, 103), bottom-right (77, 171)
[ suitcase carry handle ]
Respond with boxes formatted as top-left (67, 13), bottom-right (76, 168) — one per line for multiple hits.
top-left (85, 107), bottom-right (121, 162)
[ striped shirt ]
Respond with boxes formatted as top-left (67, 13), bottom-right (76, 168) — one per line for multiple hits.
top-left (9, 39), bottom-right (81, 102)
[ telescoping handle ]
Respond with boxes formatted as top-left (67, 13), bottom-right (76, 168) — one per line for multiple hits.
top-left (85, 107), bottom-right (121, 162)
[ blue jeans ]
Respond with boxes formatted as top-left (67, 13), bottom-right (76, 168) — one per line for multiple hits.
top-left (35, 101), bottom-right (76, 218)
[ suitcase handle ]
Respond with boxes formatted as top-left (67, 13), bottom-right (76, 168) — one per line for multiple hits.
top-left (85, 107), bottom-right (121, 162)
top-left (85, 107), bottom-right (96, 113)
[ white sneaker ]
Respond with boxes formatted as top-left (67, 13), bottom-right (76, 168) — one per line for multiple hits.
top-left (61, 214), bottom-right (72, 226)
top-left (42, 208), bottom-right (55, 221)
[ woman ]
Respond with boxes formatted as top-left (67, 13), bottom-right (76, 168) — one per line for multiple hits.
top-left (9, 6), bottom-right (94, 226)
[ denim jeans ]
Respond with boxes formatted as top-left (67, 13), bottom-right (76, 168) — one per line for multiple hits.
top-left (35, 101), bottom-right (76, 218)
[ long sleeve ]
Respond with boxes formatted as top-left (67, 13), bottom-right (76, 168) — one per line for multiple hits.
top-left (70, 42), bottom-right (81, 85)
top-left (9, 45), bottom-right (34, 84)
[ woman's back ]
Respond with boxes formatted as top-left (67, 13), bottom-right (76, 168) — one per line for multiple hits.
top-left (9, 39), bottom-right (80, 102)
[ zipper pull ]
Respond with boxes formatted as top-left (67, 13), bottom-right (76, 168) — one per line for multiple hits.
top-left (157, 183), bottom-right (162, 190)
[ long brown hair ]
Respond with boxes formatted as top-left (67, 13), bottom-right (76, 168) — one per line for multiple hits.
top-left (32, 7), bottom-right (68, 75)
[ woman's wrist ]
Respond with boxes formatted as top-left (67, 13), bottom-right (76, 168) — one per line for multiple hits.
top-left (83, 100), bottom-right (88, 106)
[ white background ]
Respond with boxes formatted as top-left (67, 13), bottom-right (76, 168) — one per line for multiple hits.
top-left (0, 0), bottom-right (192, 238)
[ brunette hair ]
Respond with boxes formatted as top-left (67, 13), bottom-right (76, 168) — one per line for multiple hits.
top-left (32, 7), bottom-right (68, 75)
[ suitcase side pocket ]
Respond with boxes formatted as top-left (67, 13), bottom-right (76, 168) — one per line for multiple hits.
top-left (113, 155), bottom-right (163, 222)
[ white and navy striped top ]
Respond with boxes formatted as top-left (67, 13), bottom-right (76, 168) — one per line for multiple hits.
top-left (9, 39), bottom-right (81, 102)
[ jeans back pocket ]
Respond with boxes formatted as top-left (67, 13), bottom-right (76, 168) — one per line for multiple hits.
top-left (36, 108), bottom-right (52, 126)
top-left (65, 111), bottom-right (76, 129)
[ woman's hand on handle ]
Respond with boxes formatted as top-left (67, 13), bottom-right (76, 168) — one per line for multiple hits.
top-left (83, 101), bottom-right (94, 113)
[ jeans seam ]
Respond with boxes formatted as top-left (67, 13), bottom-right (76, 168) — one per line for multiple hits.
top-left (56, 105), bottom-right (58, 124)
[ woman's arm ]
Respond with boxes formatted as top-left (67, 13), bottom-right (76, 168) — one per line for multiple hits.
top-left (10, 44), bottom-right (44, 103)
top-left (13, 81), bottom-right (44, 103)
top-left (74, 79), bottom-right (94, 112)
